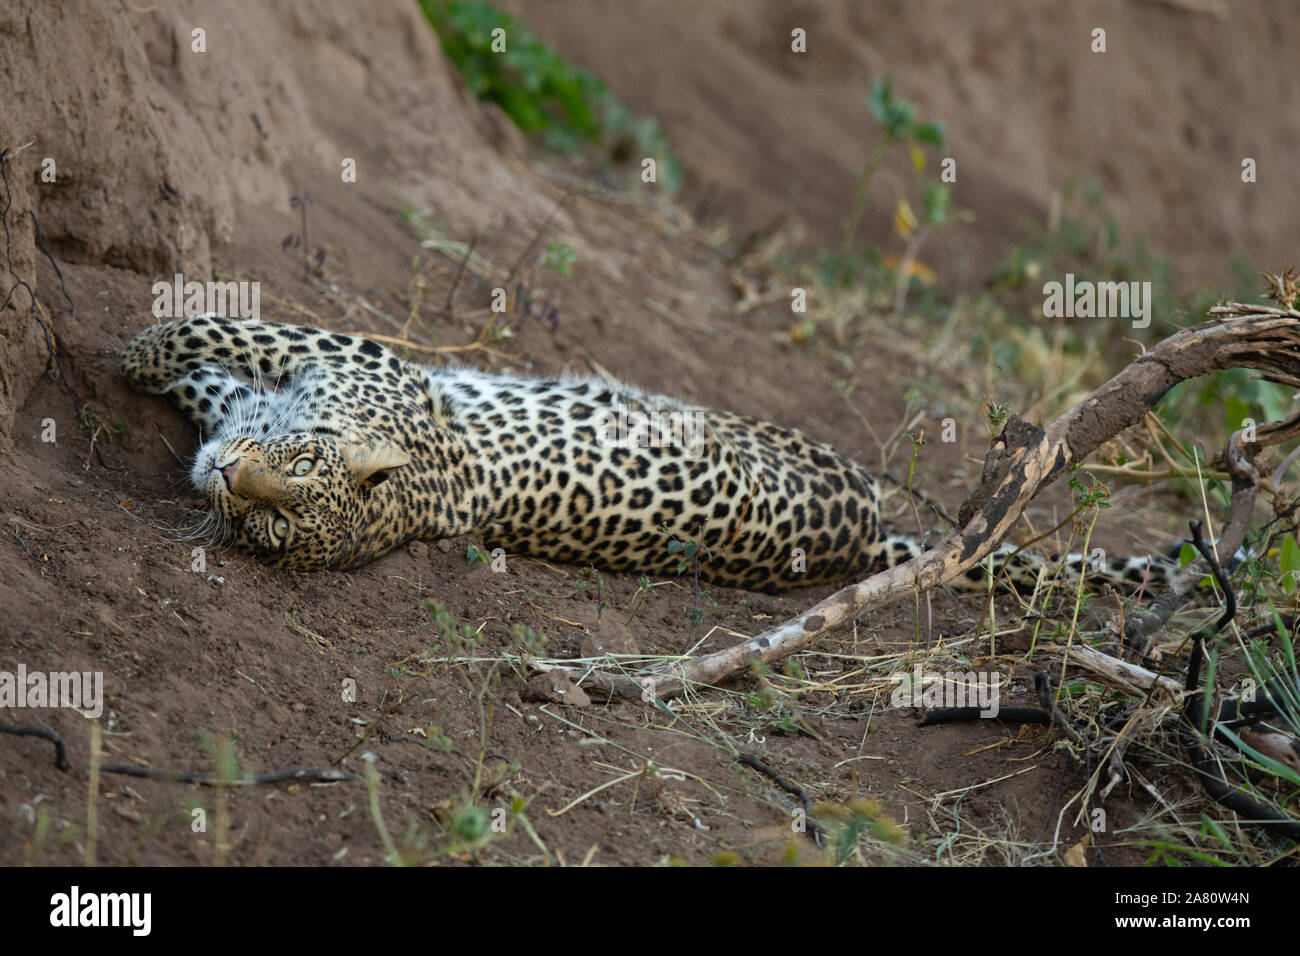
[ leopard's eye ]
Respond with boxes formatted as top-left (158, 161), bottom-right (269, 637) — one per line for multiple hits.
top-left (290, 456), bottom-right (314, 477)
top-left (270, 514), bottom-right (291, 541)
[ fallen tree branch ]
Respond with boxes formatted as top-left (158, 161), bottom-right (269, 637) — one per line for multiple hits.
top-left (1061, 644), bottom-right (1185, 699)
top-left (1059, 640), bottom-right (1300, 775)
top-left (533, 305), bottom-right (1300, 701)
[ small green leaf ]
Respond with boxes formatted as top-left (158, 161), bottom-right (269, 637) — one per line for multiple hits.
top-left (1279, 535), bottom-right (1300, 594)
top-left (1223, 395), bottom-right (1250, 440)
top-left (921, 182), bottom-right (950, 227)
top-left (913, 121), bottom-right (946, 148)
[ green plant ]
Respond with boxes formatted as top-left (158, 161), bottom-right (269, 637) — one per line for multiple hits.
top-left (1279, 536), bottom-right (1300, 595)
top-left (418, 0), bottom-right (681, 190)
top-left (196, 730), bottom-right (240, 866)
top-left (667, 537), bottom-right (701, 574)
top-left (743, 662), bottom-right (812, 737)
top-left (818, 798), bottom-right (906, 865)
top-left (838, 76), bottom-right (946, 273)
top-left (689, 588), bottom-right (718, 625)
top-left (1219, 608), bottom-right (1300, 783)
top-left (990, 177), bottom-right (1179, 324)
top-left (509, 623), bottom-right (548, 656)
top-left (1067, 464), bottom-right (1111, 513)
top-left (80, 409), bottom-right (126, 448)
top-left (421, 599), bottom-right (485, 661)
top-left (666, 529), bottom-right (716, 625)
top-left (624, 575), bottom-right (654, 626)
top-left (983, 401), bottom-right (1011, 439)
top-left (570, 566), bottom-right (610, 621)
top-left (362, 752), bottom-right (406, 866)
top-left (543, 241), bottom-right (577, 275)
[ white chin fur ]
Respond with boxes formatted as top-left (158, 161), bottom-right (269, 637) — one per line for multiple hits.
top-left (191, 440), bottom-right (222, 492)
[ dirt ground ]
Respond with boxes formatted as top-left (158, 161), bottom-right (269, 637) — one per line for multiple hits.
top-left (0, 1), bottom-right (1295, 866)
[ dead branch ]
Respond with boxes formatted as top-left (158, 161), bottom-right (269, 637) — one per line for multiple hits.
top-left (536, 305), bottom-right (1300, 702)
top-left (1062, 644), bottom-right (1185, 698)
top-left (1063, 640), bottom-right (1300, 777)
top-left (361, 319), bottom-right (517, 363)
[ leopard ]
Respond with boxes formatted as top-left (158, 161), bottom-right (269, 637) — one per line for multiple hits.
top-left (121, 316), bottom-right (1176, 594)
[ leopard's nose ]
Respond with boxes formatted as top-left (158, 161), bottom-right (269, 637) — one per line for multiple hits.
top-left (219, 458), bottom-right (241, 490)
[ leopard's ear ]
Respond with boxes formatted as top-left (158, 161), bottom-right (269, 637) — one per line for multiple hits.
top-left (342, 442), bottom-right (410, 492)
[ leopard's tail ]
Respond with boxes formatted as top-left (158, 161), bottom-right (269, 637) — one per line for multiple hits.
top-left (865, 534), bottom-right (1178, 594)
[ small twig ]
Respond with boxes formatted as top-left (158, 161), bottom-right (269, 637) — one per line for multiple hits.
top-left (331, 692), bottom-right (407, 765)
top-left (878, 470), bottom-right (959, 529)
top-left (737, 752), bottom-right (825, 847)
top-left (289, 191), bottom-right (314, 281)
top-left (361, 325), bottom-right (517, 362)
top-left (398, 257), bottom-right (428, 340)
top-left (0, 723), bottom-right (69, 770)
top-left (1034, 671), bottom-right (1090, 751)
top-left (891, 225), bottom-right (932, 320)
top-left (10, 523), bottom-right (38, 562)
top-left (1269, 444), bottom-right (1300, 489)
top-left (156, 428), bottom-right (187, 466)
top-left (506, 188), bottom-right (573, 284)
top-left (99, 764), bottom-right (358, 785)
top-left (259, 291), bottom-right (325, 325)
top-left (1121, 427), bottom-right (1261, 654)
top-left (442, 234), bottom-right (478, 320)
top-left (1081, 463), bottom-right (1231, 482)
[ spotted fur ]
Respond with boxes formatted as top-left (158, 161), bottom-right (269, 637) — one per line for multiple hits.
top-left (122, 317), bottom-right (1176, 594)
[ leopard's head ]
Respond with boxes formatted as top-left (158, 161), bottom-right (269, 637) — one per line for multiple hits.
top-left (191, 434), bottom-right (410, 569)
